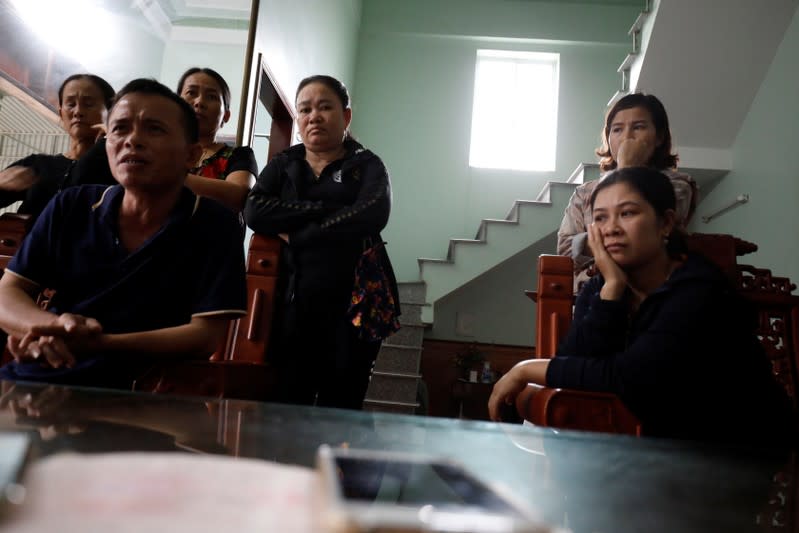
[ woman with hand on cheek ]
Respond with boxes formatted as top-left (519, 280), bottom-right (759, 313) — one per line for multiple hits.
top-left (490, 167), bottom-right (792, 444)
top-left (557, 93), bottom-right (696, 290)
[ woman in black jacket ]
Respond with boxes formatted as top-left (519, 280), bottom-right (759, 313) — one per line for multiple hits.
top-left (244, 75), bottom-right (399, 409)
top-left (489, 167), bottom-right (792, 444)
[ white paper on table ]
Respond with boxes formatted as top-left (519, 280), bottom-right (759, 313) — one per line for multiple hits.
top-left (1, 452), bottom-right (316, 533)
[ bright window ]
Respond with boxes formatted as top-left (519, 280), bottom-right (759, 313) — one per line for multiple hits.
top-left (469, 50), bottom-right (559, 172)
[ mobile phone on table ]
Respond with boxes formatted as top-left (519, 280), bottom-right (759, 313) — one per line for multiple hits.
top-left (315, 445), bottom-right (552, 533)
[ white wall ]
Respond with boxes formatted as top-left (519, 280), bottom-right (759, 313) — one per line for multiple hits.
top-left (160, 39), bottom-right (248, 139)
top-left (697, 8), bottom-right (799, 284)
top-left (241, 0), bottom-right (363, 140)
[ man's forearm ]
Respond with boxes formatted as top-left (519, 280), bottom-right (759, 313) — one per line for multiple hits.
top-left (0, 285), bottom-right (56, 337)
top-left (95, 318), bottom-right (229, 359)
top-left (0, 166), bottom-right (39, 192)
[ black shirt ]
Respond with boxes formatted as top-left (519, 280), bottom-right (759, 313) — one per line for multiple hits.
top-left (0, 142), bottom-right (115, 221)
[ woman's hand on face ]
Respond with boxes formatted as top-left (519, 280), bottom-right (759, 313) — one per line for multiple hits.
top-left (616, 138), bottom-right (651, 168)
top-left (587, 222), bottom-right (627, 300)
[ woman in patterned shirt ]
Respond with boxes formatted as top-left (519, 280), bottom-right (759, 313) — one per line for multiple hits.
top-left (177, 67), bottom-right (257, 211)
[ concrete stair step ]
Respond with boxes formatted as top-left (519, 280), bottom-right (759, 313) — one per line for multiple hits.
top-left (385, 323), bottom-right (425, 348)
top-left (397, 281), bottom-right (426, 304)
top-left (362, 398), bottom-right (418, 415)
top-left (398, 301), bottom-right (424, 325)
top-left (365, 371), bottom-right (420, 405)
top-left (373, 345), bottom-right (421, 374)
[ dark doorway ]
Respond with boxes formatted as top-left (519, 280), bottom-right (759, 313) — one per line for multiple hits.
top-left (250, 54), bottom-right (294, 171)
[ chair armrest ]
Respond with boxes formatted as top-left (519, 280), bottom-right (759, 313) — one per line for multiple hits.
top-left (516, 384), bottom-right (641, 436)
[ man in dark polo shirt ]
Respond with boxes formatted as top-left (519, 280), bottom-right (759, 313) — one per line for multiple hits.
top-left (0, 79), bottom-right (247, 389)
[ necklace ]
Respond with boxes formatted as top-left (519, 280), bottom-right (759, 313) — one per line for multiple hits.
top-left (199, 144), bottom-right (219, 165)
top-left (199, 149), bottom-right (213, 163)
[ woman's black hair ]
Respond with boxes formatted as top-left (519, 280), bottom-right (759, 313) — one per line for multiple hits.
top-left (590, 166), bottom-right (688, 258)
top-left (296, 75), bottom-right (351, 109)
top-left (596, 92), bottom-right (679, 172)
top-left (295, 74), bottom-right (355, 141)
top-left (176, 67), bottom-right (231, 112)
top-left (58, 74), bottom-right (115, 110)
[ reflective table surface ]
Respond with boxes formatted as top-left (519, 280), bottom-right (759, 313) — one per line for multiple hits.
top-left (0, 380), bottom-right (792, 532)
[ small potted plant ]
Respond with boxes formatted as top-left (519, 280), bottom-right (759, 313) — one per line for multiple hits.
top-left (454, 343), bottom-right (486, 382)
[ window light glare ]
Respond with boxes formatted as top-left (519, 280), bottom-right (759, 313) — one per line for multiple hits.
top-left (469, 50), bottom-right (559, 172)
top-left (9, 0), bottom-right (117, 69)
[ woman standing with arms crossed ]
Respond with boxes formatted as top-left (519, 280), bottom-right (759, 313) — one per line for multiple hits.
top-left (0, 73), bottom-right (116, 220)
top-left (245, 75), bottom-right (399, 409)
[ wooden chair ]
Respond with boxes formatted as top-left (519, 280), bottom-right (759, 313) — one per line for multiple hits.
top-left (518, 233), bottom-right (799, 436)
top-left (0, 213), bottom-right (31, 273)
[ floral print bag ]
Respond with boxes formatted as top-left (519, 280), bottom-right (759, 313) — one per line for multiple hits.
top-left (347, 241), bottom-right (401, 341)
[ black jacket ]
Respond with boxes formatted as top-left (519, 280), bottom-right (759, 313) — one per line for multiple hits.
top-left (244, 139), bottom-right (399, 312)
top-left (547, 253), bottom-right (793, 444)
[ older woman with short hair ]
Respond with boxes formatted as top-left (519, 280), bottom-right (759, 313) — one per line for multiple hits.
top-left (0, 73), bottom-right (116, 220)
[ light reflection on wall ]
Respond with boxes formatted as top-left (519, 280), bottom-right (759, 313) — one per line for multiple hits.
top-left (9, 0), bottom-right (118, 72)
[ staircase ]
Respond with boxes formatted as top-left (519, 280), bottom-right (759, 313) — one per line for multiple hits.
top-left (416, 163), bottom-right (600, 325)
top-left (362, 164), bottom-right (602, 413)
top-left (363, 281), bottom-right (427, 415)
top-left (609, 0), bottom-right (653, 106)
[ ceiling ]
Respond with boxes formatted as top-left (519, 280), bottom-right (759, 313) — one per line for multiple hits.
top-left (158, 0), bottom-right (251, 21)
top-left (636, 0), bottom-right (799, 150)
top-left (507, 0), bottom-right (645, 5)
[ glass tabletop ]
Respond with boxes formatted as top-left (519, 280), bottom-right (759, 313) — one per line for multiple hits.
top-left (0, 379), bottom-right (791, 532)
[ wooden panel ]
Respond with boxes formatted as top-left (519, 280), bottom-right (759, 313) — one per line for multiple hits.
top-left (420, 339), bottom-right (532, 418)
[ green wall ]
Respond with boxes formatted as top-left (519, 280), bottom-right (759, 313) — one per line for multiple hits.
top-left (160, 40), bottom-right (247, 140)
top-left (352, 0), bottom-right (637, 283)
top-left (433, 234), bottom-right (557, 346)
top-left (351, 0), bottom-right (638, 344)
top-left (698, 8), bottom-right (799, 284)
top-left (254, 0), bottom-right (362, 106)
